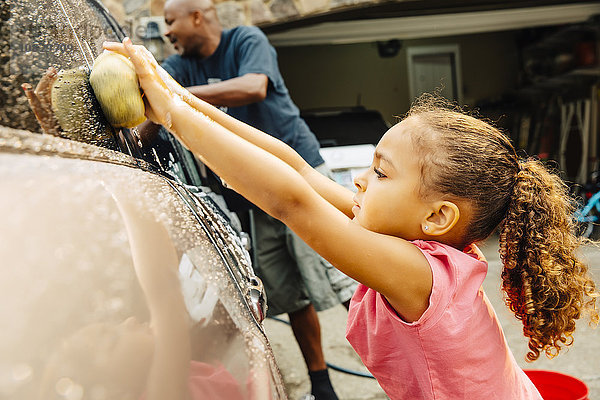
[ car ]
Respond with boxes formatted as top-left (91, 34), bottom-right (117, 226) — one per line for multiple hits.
top-left (0, 0), bottom-right (287, 398)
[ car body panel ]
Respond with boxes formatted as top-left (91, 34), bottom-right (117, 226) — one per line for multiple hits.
top-left (1, 0), bottom-right (287, 396)
top-left (0, 117), bottom-right (284, 400)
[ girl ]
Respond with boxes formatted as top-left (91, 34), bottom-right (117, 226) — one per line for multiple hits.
top-left (105, 38), bottom-right (598, 399)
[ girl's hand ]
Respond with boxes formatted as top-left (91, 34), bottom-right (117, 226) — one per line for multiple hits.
top-left (102, 39), bottom-right (177, 129)
top-left (103, 40), bottom-right (159, 69)
top-left (103, 40), bottom-right (198, 113)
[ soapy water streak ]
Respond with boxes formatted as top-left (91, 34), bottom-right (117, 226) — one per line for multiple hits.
top-left (53, 0), bottom-right (93, 69)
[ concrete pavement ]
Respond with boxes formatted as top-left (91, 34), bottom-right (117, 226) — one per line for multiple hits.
top-left (264, 236), bottom-right (600, 400)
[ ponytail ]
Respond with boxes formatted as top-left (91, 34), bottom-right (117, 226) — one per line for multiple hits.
top-left (499, 159), bottom-right (599, 361)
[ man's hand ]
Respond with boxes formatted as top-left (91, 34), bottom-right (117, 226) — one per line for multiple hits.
top-left (21, 67), bottom-right (62, 136)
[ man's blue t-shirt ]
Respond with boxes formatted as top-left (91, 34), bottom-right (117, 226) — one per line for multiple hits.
top-left (161, 25), bottom-right (324, 168)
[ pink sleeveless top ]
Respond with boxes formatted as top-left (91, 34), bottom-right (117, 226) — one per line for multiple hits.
top-left (141, 361), bottom-right (244, 400)
top-left (345, 240), bottom-right (542, 400)
top-left (187, 361), bottom-right (244, 399)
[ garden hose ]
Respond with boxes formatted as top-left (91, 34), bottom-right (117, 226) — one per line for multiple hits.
top-left (268, 316), bottom-right (375, 379)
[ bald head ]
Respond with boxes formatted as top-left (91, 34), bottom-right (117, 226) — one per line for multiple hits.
top-left (164, 0), bottom-right (214, 14)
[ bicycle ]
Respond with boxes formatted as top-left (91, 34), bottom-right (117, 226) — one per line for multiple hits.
top-left (573, 171), bottom-right (600, 240)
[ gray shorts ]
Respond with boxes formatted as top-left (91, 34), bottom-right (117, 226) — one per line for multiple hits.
top-left (250, 164), bottom-right (358, 316)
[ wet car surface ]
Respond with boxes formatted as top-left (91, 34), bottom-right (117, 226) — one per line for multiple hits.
top-left (0, 0), bottom-right (287, 398)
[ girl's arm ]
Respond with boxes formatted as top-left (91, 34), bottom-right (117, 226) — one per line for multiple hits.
top-left (110, 187), bottom-right (191, 400)
top-left (178, 86), bottom-right (356, 219)
top-left (103, 42), bottom-right (355, 218)
top-left (118, 39), bottom-right (432, 322)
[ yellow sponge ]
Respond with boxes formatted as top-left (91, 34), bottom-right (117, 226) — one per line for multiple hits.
top-left (89, 51), bottom-right (146, 128)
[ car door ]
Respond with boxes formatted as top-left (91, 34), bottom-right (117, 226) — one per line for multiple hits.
top-left (0, 0), bottom-right (286, 397)
top-left (0, 124), bottom-right (286, 400)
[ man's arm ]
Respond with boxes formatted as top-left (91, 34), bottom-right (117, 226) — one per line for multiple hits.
top-left (186, 73), bottom-right (268, 108)
top-left (135, 119), bottom-right (162, 146)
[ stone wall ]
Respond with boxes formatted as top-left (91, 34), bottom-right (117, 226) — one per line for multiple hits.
top-left (216, 0), bottom-right (383, 28)
top-left (109, 0), bottom-right (389, 61)
top-left (115, 0), bottom-right (387, 30)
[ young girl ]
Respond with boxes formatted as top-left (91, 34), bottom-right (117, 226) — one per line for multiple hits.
top-left (104, 38), bottom-right (598, 399)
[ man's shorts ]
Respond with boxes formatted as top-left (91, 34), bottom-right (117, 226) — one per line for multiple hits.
top-left (250, 164), bottom-right (358, 316)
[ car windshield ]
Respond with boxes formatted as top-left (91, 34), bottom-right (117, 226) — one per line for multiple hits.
top-left (1, 0), bottom-right (203, 187)
top-left (3, 0), bottom-right (121, 134)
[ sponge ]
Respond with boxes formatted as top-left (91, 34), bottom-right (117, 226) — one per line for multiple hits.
top-left (89, 50), bottom-right (146, 128)
top-left (51, 66), bottom-right (115, 147)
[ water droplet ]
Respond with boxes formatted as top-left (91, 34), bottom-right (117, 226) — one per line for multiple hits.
top-left (55, 377), bottom-right (84, 400)
top-left (163, 112), bottom-right (172, 130)
top-left (107, 296), bottom-right (124, 312)
top-left (11, 363), bottom-right (32, 382)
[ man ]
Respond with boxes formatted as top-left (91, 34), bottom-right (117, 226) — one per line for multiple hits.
top-left (153, 0), bottom-right (357, 399)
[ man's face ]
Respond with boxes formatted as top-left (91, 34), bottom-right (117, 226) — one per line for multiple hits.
top-left (164, 6), bottom-right (198, 56)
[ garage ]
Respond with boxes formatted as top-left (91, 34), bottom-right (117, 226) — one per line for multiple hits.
top-left (265, 1), bottom-right (600, 186)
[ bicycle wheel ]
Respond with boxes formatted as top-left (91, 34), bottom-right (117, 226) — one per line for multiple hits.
top-left (587, 208), bottom-right (600, 240)
top-left (574, 193), bottom-right (600, 239)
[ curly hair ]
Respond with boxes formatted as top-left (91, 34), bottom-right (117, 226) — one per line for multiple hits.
top-left (500, 160), bottom-right (598, 361)
top-left (406, 94), bottom-right (599, 361)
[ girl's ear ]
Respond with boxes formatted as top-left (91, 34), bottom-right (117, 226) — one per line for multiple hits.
top-left (421, 201), bottom-right (460, 236)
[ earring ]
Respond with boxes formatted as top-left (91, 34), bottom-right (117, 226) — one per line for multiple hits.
top-left (424, 226), bottom-right (429, 231)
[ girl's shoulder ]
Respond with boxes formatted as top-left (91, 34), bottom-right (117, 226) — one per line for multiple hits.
top-left (410, 239), bottom-right (488, 293)
top-left (411, 240), bottom-right (486, 266)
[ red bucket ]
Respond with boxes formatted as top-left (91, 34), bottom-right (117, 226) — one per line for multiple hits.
top-left (524, 370), bottom-right (589, 400)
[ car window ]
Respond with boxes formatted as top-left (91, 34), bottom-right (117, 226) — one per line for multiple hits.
top-left (2, 0), bottom-right (121, 133)
top-left (0, 128), bottom-right (285, 399)
top-left (1, 0), bottom-right (205, 188)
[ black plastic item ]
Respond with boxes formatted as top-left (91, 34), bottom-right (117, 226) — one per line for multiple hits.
top-left (301, 106), bottom-right (389, 147)
top-left (144, 21), bottom-right (163, 40)
top-left (377, 39), bottom-right (402, 58)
